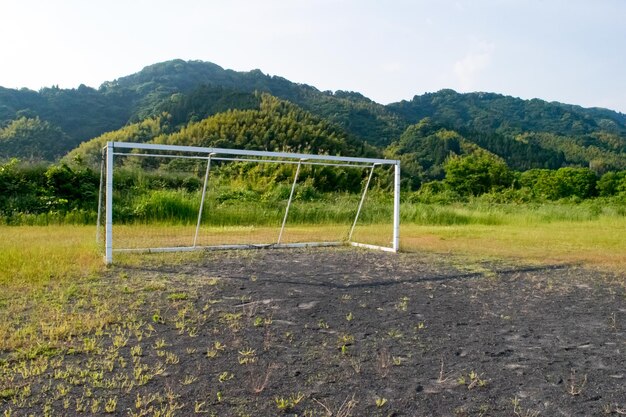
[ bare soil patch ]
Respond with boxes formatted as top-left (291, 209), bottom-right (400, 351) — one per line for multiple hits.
top-left (2, 248), bottom-right (626, 416)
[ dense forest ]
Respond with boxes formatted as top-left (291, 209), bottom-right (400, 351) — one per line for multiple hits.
top-left (2, 59), bottom-right (625, 166)
top-left (1, 59), bottom-right (626, 223)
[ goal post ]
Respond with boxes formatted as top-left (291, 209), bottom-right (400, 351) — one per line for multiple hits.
top-left (99, 141), bottom-right (401, 264)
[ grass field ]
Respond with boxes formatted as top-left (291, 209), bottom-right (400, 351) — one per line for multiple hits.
top-left (1, 203), bottom-right (625, 415)
top-left (1, 204), bottom-right (623, 350)
top-left (3, 202), bottom-right (624, 282)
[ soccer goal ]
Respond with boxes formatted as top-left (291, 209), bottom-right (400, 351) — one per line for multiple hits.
top-left (97, 141), bottom-right (400, 264)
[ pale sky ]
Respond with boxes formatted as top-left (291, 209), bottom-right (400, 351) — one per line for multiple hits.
top-left (1, 0), bottom-right (625, 113)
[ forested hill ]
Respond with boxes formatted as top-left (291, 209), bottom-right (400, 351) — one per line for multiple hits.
top-left (389, 89), bottom-right (626, 136)
top-left (1, 59), bottom-right (626, 173)
top-left (66, 94), bottom-right (378, 168)
top-left (100, 60), bottom-right (404, 146)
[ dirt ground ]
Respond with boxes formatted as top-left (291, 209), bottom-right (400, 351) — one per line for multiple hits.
top-left (2, 247), bottom-right (626, 416)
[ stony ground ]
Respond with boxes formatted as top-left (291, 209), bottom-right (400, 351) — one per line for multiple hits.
top-left (2, 247), bottom-right (626, 416)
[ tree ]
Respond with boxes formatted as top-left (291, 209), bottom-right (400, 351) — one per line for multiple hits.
top-left (597, 171), bottom-right (626, 197)
top-left (520, 167), bottom-right (597, 200)
top-left (0, 117), bottom-right (69, 161)
top-left (443, 152), bottom-right (513, 196)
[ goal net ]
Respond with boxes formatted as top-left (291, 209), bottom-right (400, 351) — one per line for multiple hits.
top-left (98, 141), bottom-right (400, 264)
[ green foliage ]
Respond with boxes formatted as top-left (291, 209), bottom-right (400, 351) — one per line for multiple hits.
top-left (64, 115), bottom-right (172, 167)
top-left (597, 171), bottom-right (626, 197)
top-left (518, 132), bottom-right (626, 171)
top-left (388, 89), bottom-right (626, 170)
top-left (127, 190), bottom-right (199, 222)
top-left (0, 85), bottom-right (133, 159)
top-left (3, 60), bottom-right (626, 177)
top-left (157, 95), bottom-right (375, 156)
top-left (0, 159), bottom-right (99, 223)
top-left (519, 167), bottom-right (597, 200)
top-left (158, 86), bottom-right (262, 127)
top-left (0, 117), bottom-right (70, 161)
top-left (388, 89), bottom-right (626, 138)
top-left (3, 60), bottom-right (626, 218)
top-left (385, 118), bottom-right (462, 188)
top-left (444, 153), bottom-right (513, 196)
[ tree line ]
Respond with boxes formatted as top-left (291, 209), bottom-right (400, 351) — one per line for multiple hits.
top-left (2, 152), bottom-right (625, 225)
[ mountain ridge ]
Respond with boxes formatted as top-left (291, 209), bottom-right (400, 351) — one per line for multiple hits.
top-left (1, 59), bottom-right (625, 177)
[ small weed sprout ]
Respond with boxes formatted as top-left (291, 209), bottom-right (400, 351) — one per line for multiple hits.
top-left (165, 352), bottom-right (180, 365)
top-left (395, 296), bottom-right (409, 311)
top-left (194, 400), bottom-right (208, 413)
top-left (90, 398), bottom-right (101, 414)
top-left (130, 345), bottom-right (143, 357)
top-left (75, 397), bottom-right (87, 412)
top-left (512, 396), bottom-right (540, 417)
top-left (182, 375), bottom-right (198, 385)
top-left (218, 371), bottom-right (234, 383)
top-left (82, 337), bottom-right (98, 353)
top-left (387, 329), bottom-right (403, 338)
top-left (152, 312), bottom-right (164, 324)
top-left (207, 341), bottom-right (226, 358)
top-left (458, 370), bottom-right (488, 389)
top-left (275, 392), bottom-right (305, 411)
top-left (167, 292), bottom-right (188, 301)
top-left (238, 348), bottom-right (257, 365)
top-left (104, 397), bottom-right (118, 413)
top-left (153, 338), bottom-right (167, 349)
top-left (375, 397), bottom-right (387, 408)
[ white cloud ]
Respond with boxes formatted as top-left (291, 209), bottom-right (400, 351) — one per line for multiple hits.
top-left (454, 40), bottom-right (495, 91)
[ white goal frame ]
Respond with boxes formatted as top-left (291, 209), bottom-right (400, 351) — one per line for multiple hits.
top-left (98, 141), bottom-right (400, 264)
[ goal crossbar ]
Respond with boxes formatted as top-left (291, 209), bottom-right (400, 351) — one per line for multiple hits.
top-left (101, 141), bottom-right (401, 264)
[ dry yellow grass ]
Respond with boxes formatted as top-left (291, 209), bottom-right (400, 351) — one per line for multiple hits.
top-left (0, 225), bottom-right (102, 287)
top-left (395, 218), bottom-right (626, 273)
top-left (2, 217), bottom-right (624, 286)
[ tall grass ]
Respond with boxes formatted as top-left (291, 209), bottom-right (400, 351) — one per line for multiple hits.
top-left (401, 200), bottom-right (626, 226)
top-left (112, 188), bottom-right (392, 226)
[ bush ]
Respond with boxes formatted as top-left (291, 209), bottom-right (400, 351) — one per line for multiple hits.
top-left (520, 167), bottom-right (597, 200)
top-left (444, 153), bottom-right (513, 196)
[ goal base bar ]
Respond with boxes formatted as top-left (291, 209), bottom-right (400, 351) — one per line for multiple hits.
top-left (113, 241), bottom-right (344, 254)
top-left (349, 242), bottom-right (397, 253)
top-left (110, 241), bottom-right (397, 256)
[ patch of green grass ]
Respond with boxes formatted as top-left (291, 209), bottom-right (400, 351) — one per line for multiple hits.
top-left (167, 292), bottom-right (188, 301)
